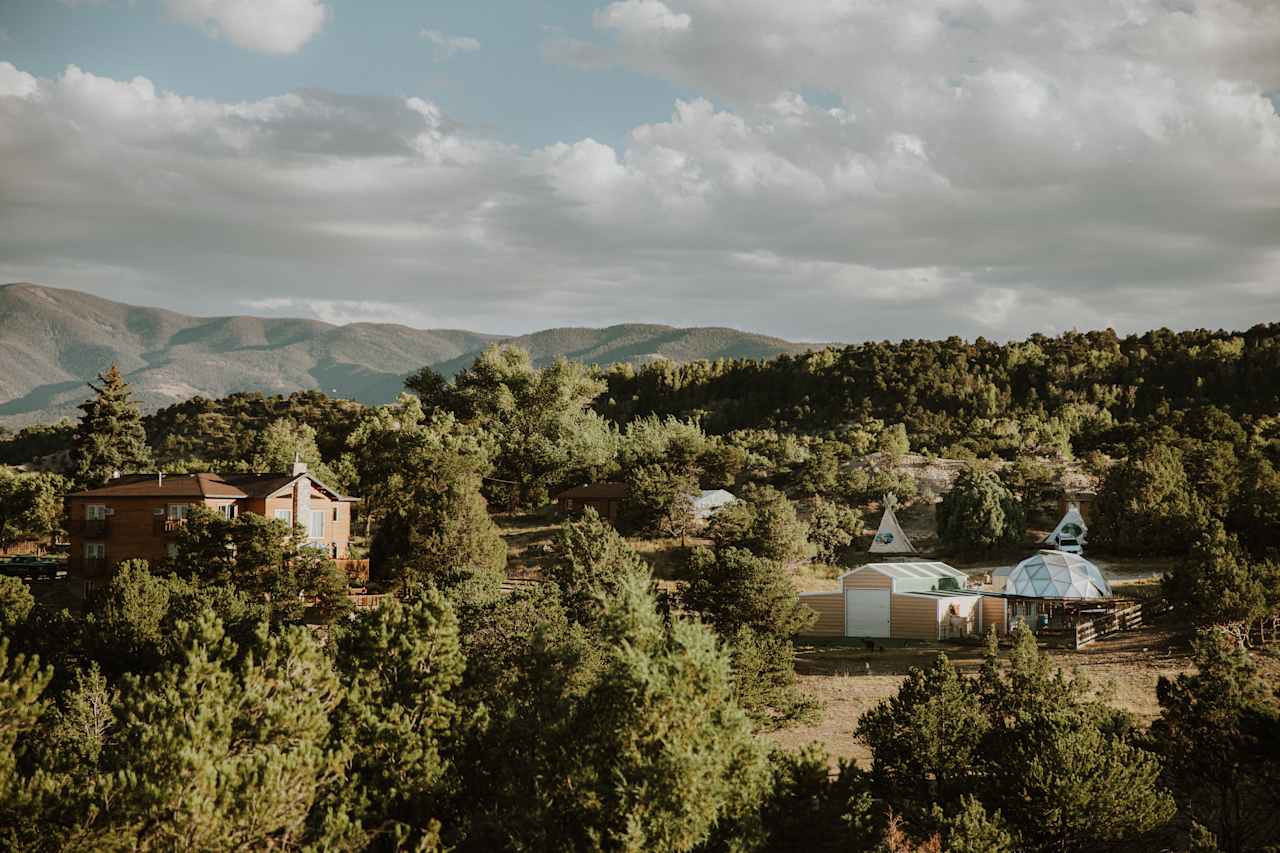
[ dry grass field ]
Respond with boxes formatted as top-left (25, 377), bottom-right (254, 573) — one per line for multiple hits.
top-left (769, 621), bottom-right (1280, 767)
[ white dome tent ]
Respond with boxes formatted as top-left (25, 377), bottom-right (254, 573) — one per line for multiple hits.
top-left (1006, 551), bottom-right (1111, 599)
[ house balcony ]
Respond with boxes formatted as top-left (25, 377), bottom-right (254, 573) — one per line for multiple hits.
top-left (153, 517), bottom-right (188, 536)
top-left (74, 518), bottom-right (110, 537)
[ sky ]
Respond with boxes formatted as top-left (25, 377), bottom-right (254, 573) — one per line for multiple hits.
top-left (1, 0), bottom-right (1278, 342)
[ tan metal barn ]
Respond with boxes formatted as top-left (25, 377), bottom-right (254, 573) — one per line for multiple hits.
top-left (799, 562), bottom-right (986, 641)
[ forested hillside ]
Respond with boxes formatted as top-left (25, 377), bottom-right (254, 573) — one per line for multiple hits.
top-left (598, 327), bottom-right (1280, 456)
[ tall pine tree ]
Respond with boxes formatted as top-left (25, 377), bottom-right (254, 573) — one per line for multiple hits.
top-left (70, 365), bottom-right (152, 487)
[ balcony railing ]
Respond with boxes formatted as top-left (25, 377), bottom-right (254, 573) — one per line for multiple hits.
top-left (75, 518), bottom-right (110, 536)
top-left (153, 517), bottom-right (188, 536)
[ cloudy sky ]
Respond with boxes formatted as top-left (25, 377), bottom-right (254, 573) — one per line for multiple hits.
top-left (1, 0), bottom-right (1278, 342)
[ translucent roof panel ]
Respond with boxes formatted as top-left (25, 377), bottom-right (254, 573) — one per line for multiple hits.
top-left (1005, 551), bottom-right (1112, 599)
top-left (846, 562), bottom-right (967, 581)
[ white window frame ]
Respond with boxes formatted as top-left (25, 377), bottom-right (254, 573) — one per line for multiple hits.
top-left (274, 509), bottom-right (293, 525)
top-left (86, 504), bottom-right (108, 520)
top-left (85, 542), bottom-right (106, 559)
top-left (166, 503), bottom-right (190, 520)
top-left (309, 509), bottom-right (325, 539)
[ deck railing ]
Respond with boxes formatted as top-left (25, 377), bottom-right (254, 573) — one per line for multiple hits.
top-left (75, 518), bottom-right (110, 536)
top-left (1073, 601), bottom-right (1168, 649)
top-left (153, 518), bottom-right (188, 535)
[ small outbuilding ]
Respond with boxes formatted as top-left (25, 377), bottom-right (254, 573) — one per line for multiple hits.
top-left (690, 489), bottom-right (737, 522)
top-left (555, 482), bottom-right (629, 523)
top-left (800, 561), bottom-right (983, 641)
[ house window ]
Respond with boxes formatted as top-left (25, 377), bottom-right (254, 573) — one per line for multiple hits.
top-left (86, 504), bottom-right (108, 520)
top-left (218, 504), bottom-right (238, 520)
top-left (274, 509), bottom-right (292, 525)
top-left (332, 506), bottom-right (339, 522)
top-left (309, 510), bottom-right (325, 539)
top-left (85, 542), bottom-right (105, 560)
top-left (167, 504), bottom-right (190, 520)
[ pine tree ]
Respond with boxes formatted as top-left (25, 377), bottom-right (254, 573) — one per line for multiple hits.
top-left (1090, 442), bottom-right (1203, 556)
top-left (940, 795), bottom-right (1015, 853)
top-left (572, 571), bottom-right (771, 850)
top-left (0, 639), bottom-right (55, 851)
top-left (807, 497), bottom-right (861, 564)
top-left (70, 364), bottom-right (152, 486)
top-left (95, 613), bottom-right (347, 849)
top-left (547, 507), bottom-right (646, 626)
top-left (1152, 631), bottom-right (1280, 853)
top-left (936, 465), bottom-right (1023, 551)
top-left (1163, 521), bottom-right (1274, 630)
top-left (331, 590), bottom-right (470, 848)
top-left (856, 655), bottom-right (989, 825)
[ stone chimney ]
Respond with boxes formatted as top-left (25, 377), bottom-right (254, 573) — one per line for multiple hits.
top-left (290, 451), bottom-right (308, 477)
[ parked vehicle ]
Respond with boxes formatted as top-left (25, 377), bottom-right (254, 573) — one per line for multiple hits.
top-left (1055, 536), bottom-right (1084, 555)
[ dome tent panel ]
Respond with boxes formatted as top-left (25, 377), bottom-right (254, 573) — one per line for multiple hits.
top-left (1006, 551), bottom-right (1111, 600)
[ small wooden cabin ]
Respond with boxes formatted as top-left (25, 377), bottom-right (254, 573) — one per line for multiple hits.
top-left (554, 482), bottom-right (629, 523)
top-left (799, 562), bottom-right (987, 641)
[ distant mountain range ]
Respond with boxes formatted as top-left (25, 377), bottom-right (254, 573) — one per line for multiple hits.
top-left (0, 283), bottom-right (824, 427)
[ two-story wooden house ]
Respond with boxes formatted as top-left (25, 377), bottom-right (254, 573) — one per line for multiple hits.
top-left (65, 462), bottom-right (357, 582)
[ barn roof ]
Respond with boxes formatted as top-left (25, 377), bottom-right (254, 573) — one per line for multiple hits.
top-left (838, 562), bottom-right (967, 582)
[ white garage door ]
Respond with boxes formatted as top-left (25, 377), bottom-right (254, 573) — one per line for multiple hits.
top-left (844, 589), bottom-right (891, 638)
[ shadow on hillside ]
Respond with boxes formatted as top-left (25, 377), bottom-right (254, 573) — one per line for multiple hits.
top-left (0, 380), bottom-right (85, 417)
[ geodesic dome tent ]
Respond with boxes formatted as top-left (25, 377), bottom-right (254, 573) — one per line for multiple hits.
top-left (1006, 551), bottom-right (1112, 599)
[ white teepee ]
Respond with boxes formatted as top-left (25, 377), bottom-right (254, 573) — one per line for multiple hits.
top-left (1044, 503), bottom-right (1088, 546)
top-left (869, 494), bottom-right (916, 554)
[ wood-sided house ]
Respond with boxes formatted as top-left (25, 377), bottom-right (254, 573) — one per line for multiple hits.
top-left (65, 463), bottom-right (357, 582)
top-left (554, 482), bottom-right (629, 524)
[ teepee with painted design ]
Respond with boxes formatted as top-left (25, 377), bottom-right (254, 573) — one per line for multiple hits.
top-left (869, 493), bottom-right (916, 554)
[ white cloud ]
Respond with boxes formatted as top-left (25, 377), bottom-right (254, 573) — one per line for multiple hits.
top-left (595, 0), bottom-right (692, 34)
top-left (0, 63), bottom-right (37, 98)
top-left (419, 28), bottom-right (481, 61)
top-left (164, 0), bottom-right (329, 54)
top-left (2, 18), bottom-right (1280, 344)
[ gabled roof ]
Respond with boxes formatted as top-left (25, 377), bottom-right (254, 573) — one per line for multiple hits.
top-left (68, 473), bottom-right (249, 499)
top-left (219, 472), bottom-right (353, 501)
top-left (68, 471), bottom-right (356, 501)
top-left (838, 562), bottom-right (967, 582)
top-left (556, 481), bottom-right (629, 500)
